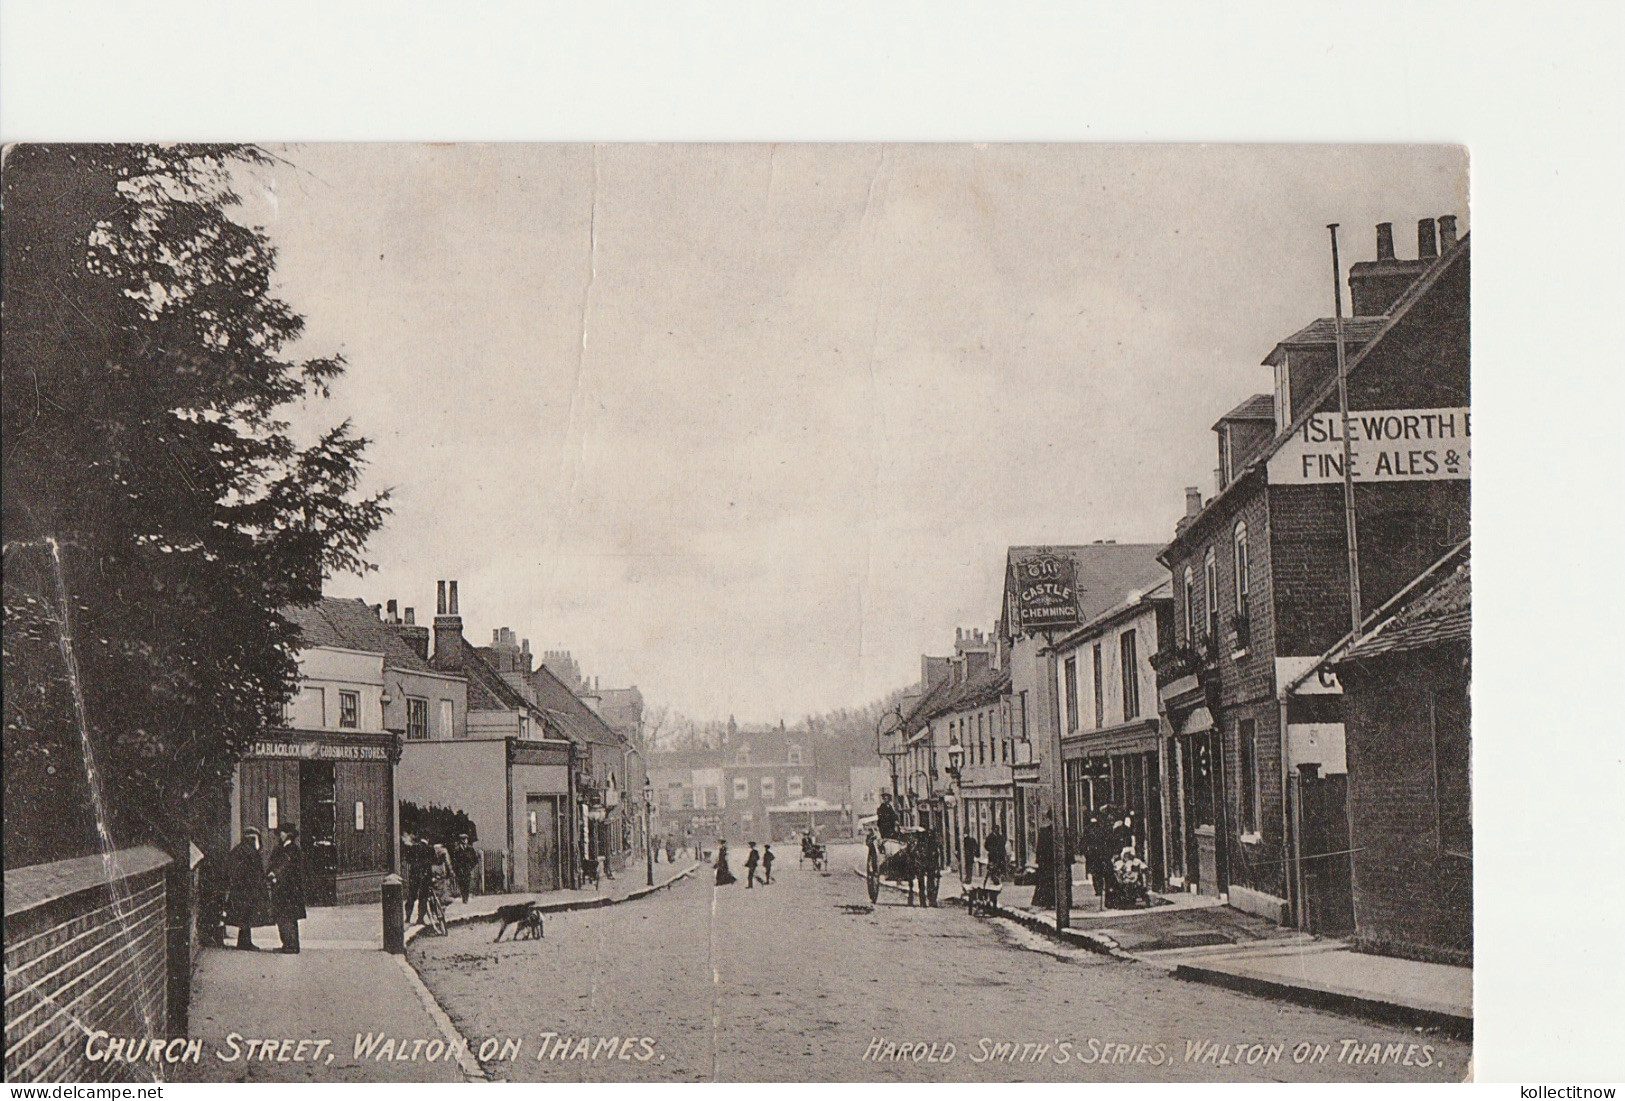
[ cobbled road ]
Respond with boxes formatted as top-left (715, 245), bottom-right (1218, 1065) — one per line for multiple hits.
top-left (408, 845), bottom-right (1470, 1082)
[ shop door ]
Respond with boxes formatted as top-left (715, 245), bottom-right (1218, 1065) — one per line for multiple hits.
top-left (526, 795), bottom-right (560, 892)
top-left (300, 761), bottom-right (338, 906)
top-left (1298, 769), bottom-right (1355, 936)
top-left (1141, 751), bottom-right (1165, 889)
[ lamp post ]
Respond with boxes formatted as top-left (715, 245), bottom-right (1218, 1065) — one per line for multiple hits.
top-left (642, 778), bottom-right (654, 886)
top-left (945, 742), bottom-right (965, 879)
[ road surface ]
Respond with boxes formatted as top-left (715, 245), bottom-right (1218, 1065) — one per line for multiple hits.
top-left (408, 844), bottom-right (1469, 1082)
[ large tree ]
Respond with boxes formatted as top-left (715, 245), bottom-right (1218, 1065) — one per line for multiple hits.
top-left (2, 145), bottom-right (388, 867)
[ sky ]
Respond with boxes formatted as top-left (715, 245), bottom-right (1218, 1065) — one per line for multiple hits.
top-left (242, 144), bottom-right (1467, 723)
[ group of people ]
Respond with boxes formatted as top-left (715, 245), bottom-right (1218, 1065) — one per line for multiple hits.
top-left (223, 825), bottom-right (307, 953)
top-left (1082, 805), bottom-right (1151, 909)
top-left (713, 839), bottom-right (775, 887)
top-left (401, 830), bottom-right (480, 923)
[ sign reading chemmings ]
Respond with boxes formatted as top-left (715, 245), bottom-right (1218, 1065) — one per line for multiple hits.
top-left (1015, 552), bottom-right (1082, 632)
top-left (1269, 407), bottom-right (1469, 485)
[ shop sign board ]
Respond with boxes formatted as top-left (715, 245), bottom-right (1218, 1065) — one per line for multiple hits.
top-left (1013, 551), bottom-right (1082, 633)
top-left (1268, 406), bottom-right (1469, 485)
top-left (248, 739), bottom-right (391, 762)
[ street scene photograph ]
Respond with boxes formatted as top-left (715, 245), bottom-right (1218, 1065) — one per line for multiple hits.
top-left (3, 142), bottom-right (1475, 1084)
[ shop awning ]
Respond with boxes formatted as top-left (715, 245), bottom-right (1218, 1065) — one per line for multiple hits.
top-left (1177, 706), bottom-right (1214, 735)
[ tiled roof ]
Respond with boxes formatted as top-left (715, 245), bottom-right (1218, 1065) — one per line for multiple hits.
top-left (530, 663), bottom-right (624, 747)
top-left (916, 666), bottom-right (1011, 726)
top-left (1005, 544), bottom-right (1168, 628)
top-left (430, 635), bottom-right (536, 714)
top-left (1261, 316), bottom-right (1389, 366)
top-left (1336, 556), bottom-right (1470, 663)
top-left (1215, 394), bottom-right (1275, 422)
top-left (283, 597), bottom-right (432, 673)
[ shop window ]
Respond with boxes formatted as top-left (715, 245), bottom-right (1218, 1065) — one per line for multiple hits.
top-left (1092, 644), bottom-right (1104, 728)
top-left (406, 697), bottom-right (429, 740)
top-left (1238, 718), bottom-right (1260, 835)
top-left (339, 690), bottom-right (359, 729)
top-left (1431, 685), bottom-right (1472, 856)
top-left (1120, 630), bottom-right (1140, 721)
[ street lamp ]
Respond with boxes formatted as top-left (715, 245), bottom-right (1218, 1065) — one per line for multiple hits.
top-left (642, 777), bottom-right (654, 886)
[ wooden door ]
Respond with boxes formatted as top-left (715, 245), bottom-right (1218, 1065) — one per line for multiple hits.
top-left (526, 795), bottom-right (560, 892)
top-left (1299, 770), bottom-right (1355, 935)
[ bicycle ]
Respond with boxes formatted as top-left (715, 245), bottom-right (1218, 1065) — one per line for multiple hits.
top-left (420, 885), bottom-right (448, 937)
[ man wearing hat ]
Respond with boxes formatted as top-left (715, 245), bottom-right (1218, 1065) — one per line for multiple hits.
top-left (450, 833), bottom-right (479, 904)
top-left (225, 828), bottom-right (271, 950)
top-left (267, 824), bottom-right (307, 954)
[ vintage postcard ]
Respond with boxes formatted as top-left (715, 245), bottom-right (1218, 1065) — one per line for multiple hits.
top-left (3, 143), bottom-right (1472, 1084)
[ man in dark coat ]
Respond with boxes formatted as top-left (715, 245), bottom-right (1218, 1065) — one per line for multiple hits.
top-left (403, 831), bottom-right (435, 922)
top-left (744, 841), bottom-right (760, 888)
top-left (267, 824), bottom-right (307, 954)
top-left (876, 794), bottom-right (900, 841)
top-left (225, 828), bottom-right (270, 950)
top-left (714, 840), bottom-right (736, 885)
top-left (450, 834), bottom-right (479, 904)
top-left (761, 843), bottom-right (775, 884)
top-left (984, 824), bottom-right (1008, 885)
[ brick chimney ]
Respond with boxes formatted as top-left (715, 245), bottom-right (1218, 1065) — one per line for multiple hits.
top-left (1417, 217), bottom-right (1438, 259)
top-left (1175, 486), bottom-right (1203, 536)
top-left (1348, 218), bottom-right (1442, 315)
top-left (397, 606), bottom-right (430, 661)
top-left (1438, 214), bottom-right (1458, 253)
top-left (433, 579), bottom-right (463, 661)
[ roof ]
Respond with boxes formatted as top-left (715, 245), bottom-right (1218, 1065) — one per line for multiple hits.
top-left (1335, 555), bottom-right (1470, 664)
top-left (284, 597), bottom-right (432, 673)
top-left (1004, 544), bottom-right (1168, 632)
top-left (430, 635), bottom-right (538, 714)
top-left (1214, 394), bottom-right (1275, 424)
top-left (1167, 235), bottom-right (1469, 557)
top-left (529, 662), bottom-right (625, 748)
top-left (1051, 574), bottom-right (1172, 652)
top-left (916, 666), bottom-right (1012, 729)
top-left (1261, 316), bottom-right (1389, 366)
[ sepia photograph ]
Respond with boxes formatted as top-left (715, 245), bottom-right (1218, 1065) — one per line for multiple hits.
top-left (1, 140), bottom-right (1481, 1084)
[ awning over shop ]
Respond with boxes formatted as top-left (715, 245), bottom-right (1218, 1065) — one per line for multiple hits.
top-left (1177, 706), bottom-right (1214, 735)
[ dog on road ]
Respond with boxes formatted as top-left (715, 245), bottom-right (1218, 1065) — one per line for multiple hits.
top-left (492, 901), bottom-right (544, 942)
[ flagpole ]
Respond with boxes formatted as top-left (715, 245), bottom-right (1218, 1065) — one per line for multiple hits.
top-left (1328, 224), bottom-right (1363, 640)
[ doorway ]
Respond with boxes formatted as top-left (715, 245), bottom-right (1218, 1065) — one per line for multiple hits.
top-left (299, 761), bottom-right (338, 906)
top-left (525, 794), bottom-right (561, 892)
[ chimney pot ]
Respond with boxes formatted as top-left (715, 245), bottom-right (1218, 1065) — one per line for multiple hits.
top-left (1438, 214), bottom-right (1458, 252)
top-left (493, 629), bottom-right (500, 643)
top-left (1417, 218), bottom-right (1438, 259)
top-left (404, 607), bottom-right (415, 625)
top-left (437, 580), bottom-right (447, 616)
top-left (1375, 222), bottom-right (1395, 260)
top-left (1184, 486), bottom-right (1202, 517)
top-left (448, 580), bottom-right (459, 615)
top-left (386, 598), bottom-right (398, 622)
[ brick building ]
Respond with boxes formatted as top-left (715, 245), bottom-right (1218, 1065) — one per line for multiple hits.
top-left (1156, 219), bottom-right (1468, 927)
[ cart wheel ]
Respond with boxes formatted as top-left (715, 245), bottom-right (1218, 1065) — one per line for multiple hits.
top-left (865, 851), bottom-right (880, 903)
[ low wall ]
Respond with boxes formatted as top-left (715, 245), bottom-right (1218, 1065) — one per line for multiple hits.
top-left (4, 847), bottom-right (173, 1083)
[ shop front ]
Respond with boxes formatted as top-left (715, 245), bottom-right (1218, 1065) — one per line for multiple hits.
top-left (1061, 716), bottom-right (1166, 889)
top-left (234, 729), bottom-right (401, 905)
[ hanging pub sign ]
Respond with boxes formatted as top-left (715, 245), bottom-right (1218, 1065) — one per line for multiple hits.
top-left (1014, 551), bottom-right (1083, 633)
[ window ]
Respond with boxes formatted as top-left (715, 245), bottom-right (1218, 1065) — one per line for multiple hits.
top-left (1182, 567), bottom-right (1197, 645)
top-left (1120, 630), bottom-right (1140, 721)
top-left (1273, 358), bottom-right (1291, 430)
top-left (406, 697), bottom-right (429, 740)
top-left (1203, 547), bottom-right (1219, 642)
top-left (787, 776), bottom-right (803, 798)
top-left (978, 718), bottom-right (988, 764)
top-left (736, 746), bottom-right (751, 765)
top-left (1238, 718), bottom-right (1260, 834)
top-left (733, 777), bottom-right (749, 800)
top-left (338, 690), bottom-right (359, 729)
top-left (1092, 644), bottom-right (1104, 728)
top-left (761, 776), bottom-right (775, 800)
top-left (439, 698), bottom-right (455, 739)
top-left (1233, 521), bottom-right (1250, 608)
top-left (1063, 656), bottom-right (1079, 732)
top-left (299, 686), bottom-right (325, 728)
top-left (1431, 685), bottom-right (1471, 856)
top-left (788, 746), bottom-right (803, 766)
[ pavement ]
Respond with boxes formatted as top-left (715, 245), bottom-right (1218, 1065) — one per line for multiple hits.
top-left (403, 840), bottom-right (1470, 1082)
top-left (865, 851), bottom-right (1471, 1035)
top-left (178, 858), bottom-right (700, 1082)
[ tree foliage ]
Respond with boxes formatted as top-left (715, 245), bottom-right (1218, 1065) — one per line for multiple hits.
top-left (2, 145), bottom-right (389, 867)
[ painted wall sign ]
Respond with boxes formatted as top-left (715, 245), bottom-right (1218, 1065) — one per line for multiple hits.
top-left (1014, 552), bottom-right (1082, 632)
top-left (1276, 656), bottom-right (1343, 696)
top-left (248, 739), bottom-right (391, 762)
top-left (1268, 407), bottom-right (1469, 485)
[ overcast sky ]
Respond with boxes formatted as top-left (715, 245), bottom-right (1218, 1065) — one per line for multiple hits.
top-left (244, 144), bottom-right (1466, 722)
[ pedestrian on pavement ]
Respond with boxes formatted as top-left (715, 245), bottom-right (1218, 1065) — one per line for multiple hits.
top-left (918, 830), bottom-right (941, 906)
top-left (225, 828), bottom-right (271, 951)
top-left (267, 824), bottom-right (307, 954)
top-left (964, 833), bottom-right (981, 881)
top-left (403, 830), bottom-right (435, 923)
top-left (761, 843), bottom-right (775, 884)
top-left (744, 841), bottom-right (761, 888)
top-left (984, 824), bottom-right (1008, 886)
top-left (1082, 808), bottom-right (1110, 902)
top-left (451, 834), bottom-right (479, 903)
top-left (714, 840), bottom-right (736, 886)
top-left (665, 836), bottom-right (678, 863)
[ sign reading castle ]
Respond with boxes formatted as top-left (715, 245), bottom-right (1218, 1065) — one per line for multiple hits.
top-left (1268, 407), bottom-right (1470, 485)
top-left (1014, 552), bottom-right (1083, 633)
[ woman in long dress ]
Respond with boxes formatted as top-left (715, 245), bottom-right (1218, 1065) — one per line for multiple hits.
top-left (714, 839), bottom-right (737, 885)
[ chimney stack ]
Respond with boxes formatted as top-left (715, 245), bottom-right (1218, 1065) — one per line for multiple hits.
top-left (1438, 214), bottom-right (1458, 252)
top-left (1184, 486), bottom-right (1202, 517)
top-left (433, 579), bottom-right (464, 661)
top-left (394, 604), bottom-right (430, 661)
top-left (1417, 217), bottom-right (1438, 259)
top-left (386, 599), bottom-right (398, 623)
top-left (1375, 222), bottom-right (1395, 261)
top-left (404, 607), bottom-right (415, 625)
